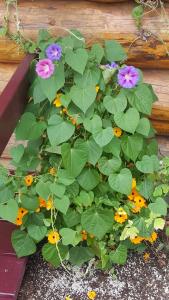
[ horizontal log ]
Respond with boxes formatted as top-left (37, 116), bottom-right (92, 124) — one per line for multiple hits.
top-left (151, 120), bottom-right (169, 135)
top-left (0, 1), bottom-right (169, 67)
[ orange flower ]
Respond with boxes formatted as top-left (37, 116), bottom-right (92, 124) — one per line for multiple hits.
top-left (24, 175), bottom-right (33, 187)
top-left (130, 236), bottom-right (144, 244)
top-left (114, 208), bottom-right (128, 224)
top-left (39, 197), bottom-right (47, 208)
top-left (48, 230), bottom-right (60, 244)
top-left (81, 230), bottom-right (87, 241)
top-left (134, 195), bottom-right (147, 208)
top-left (128, 188), bottom-right (139, 201)
top-left (15, 216), bottom-right (22, 226)
top-left (15, 207), bottom-right (28, 226)
top-left (143, 252), bottom-right (150, 262)
top-left (113, 127), bottom-right (122, 138)
top-left (53, 93), bottom-right (62, 107)
top-left (146, 231), bottom-right (158, 244)
top-left (87, 290), bottom-right (97, 300)
top-left (18, 207), bottom-right (28, 217)
top-left (131, 205), bottom-right (141, 214)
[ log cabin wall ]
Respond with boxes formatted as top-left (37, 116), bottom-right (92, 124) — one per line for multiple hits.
top-left (0, 0), bottom-right (169, 166)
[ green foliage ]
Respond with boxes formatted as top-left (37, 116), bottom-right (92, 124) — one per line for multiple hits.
top-left (42, 243), bottom-right (68, 267)
top-left (148, 198), bottom-right (167, 216)
top-left (114, 108), bottom-right (140, 134)
top-left (12, 230), bottom-right (36, 257)
top-left (132, 5), bottom-right (144, 28)
top-left (81, 208), bottom-right (113, 239)
top-left (69, 246), bottom-right (94, 266)
top-left (136, 155), bottom-right (160, 173)
top-left (105, 40), bottom-right (127, 62)
top-left (109, 244), bottom-right (127, 265)
top-left (1, 30), bottom-right (167, 270)
top-left (0, 200), bottom-right (18, 222)
top-left (108, 168), bottom-right (132, 195)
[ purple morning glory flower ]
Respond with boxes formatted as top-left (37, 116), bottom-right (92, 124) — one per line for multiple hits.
top-left (35, 59), bottom-right (55, 79)
top-left (106, 62), bottom-right (118, 69)
top-left (118, 66), bottom-right (139, 89)
top-left (45, 43), bottom-right (62, 61)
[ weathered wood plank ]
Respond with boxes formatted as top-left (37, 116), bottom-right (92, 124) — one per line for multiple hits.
top-left (0, 1), bottom-right (169, 67)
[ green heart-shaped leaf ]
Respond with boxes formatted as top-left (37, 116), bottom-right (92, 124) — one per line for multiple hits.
top-left (65, 49), bottom-right (88, 74)
top-left (47, 115), bottom-right (75, 146)
top-left (108, 168), bottom-right (132, 195)
top-left (149, 197), bottom-right (167, 216)
top-left (136, 155), bottom-right (160, 173)
top-left (61, 140), bottom-right (88, 177)
top-left (70, 85), bottom-right (96, 113)
top-left (114, 108), bottom-right (140, 134)
top-left (93, 127), bottom-right (113, 147)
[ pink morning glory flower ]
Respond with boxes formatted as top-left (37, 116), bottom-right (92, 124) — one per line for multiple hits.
top-left (35, 59), bottom-right (55, 79)
top-left (45, 43), bottom-right (62, 61)
top-left (118, 66), bottom-right (139, 89)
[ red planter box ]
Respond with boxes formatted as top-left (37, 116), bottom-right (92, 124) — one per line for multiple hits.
top-left (0, 55), bottom-right (34, 299)
top-left (0, 221), bottom-right (27, 300)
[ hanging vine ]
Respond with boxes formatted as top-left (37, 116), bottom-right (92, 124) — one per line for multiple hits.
top-left (131, 0), bottom-right (169, 56)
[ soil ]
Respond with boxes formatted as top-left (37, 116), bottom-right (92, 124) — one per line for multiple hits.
top-left (18, 249), bottom-right (169, 300)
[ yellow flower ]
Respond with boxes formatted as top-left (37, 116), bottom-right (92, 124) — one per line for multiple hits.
top-left (113, 127), bottom-right (122, 138)
top-left (18, 207), bottom-right (28, 217)
top-left (39, 197), bottom-right (47, 208)
top-left (65, 296), bottom-right (72, 300)
top-left (146, 231), bottom-right (158, 244)
top-left (24, 175), bottom-right (33, 187)
top-left (53, 93), bottom-right (62, 107)
top-left (143, 252), bottom-right (150, 262)
top-left (134, 195), bottom-right (146, 208)
top-left (36, 207), bottom-right (40, 213)
top-left (15, 215), bottom-right (23, 226)
top-left (49, 167), bottom-right (57, 176)
top-left (114, 208), bottom-right (128, 224)
top-left (131, 205), bottom-right (141, 214)
top-left (81, 230), bottom-right (88, 241)
top-left (132, 178), bottom-right (136, 189)
top-left (48, 230), bottom-right (60, 244)
top-left (46, 198), bottom-right (54, 210)
top-left (87, 290), bottom-right (97, 300)
top-left (128, 188), bottom-right (139, 201)
top-left (95, 86), bottom-right (100, 93)
top-left (130, 236), bottom-right (144, 244)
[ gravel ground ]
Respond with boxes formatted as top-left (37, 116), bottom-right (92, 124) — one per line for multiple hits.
top-left (18, 249), bottom-right (169, 300)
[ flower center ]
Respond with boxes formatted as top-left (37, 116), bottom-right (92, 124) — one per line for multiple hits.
top-left (124, 74), bottom-right (131, 81)
top-left (44, 65), bottom-right (50, 73)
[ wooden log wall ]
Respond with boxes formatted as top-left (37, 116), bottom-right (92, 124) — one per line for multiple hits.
top-left (0, 0), bottom-right (169, 166)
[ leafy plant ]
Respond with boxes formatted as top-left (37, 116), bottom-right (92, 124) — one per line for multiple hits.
top-left (0, 29), bottom-right (168, 269)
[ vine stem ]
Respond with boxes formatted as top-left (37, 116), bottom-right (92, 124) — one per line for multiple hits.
top-left (49, 162), bottom-right (72, 276)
